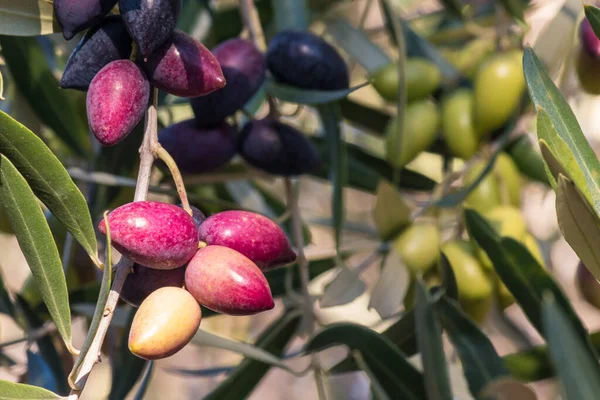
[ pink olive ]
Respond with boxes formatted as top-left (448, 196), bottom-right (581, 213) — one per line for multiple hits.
top-left (185, 245), bottom-right (274, 315)
top-left (98, 201), bottom-right (198, 269)
top-left (199, 210), bottom-right (296, 271)
top-left (581, 17), bottom-right (600, 59)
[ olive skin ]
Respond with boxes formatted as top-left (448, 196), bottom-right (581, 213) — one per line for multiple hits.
top-left (473, 50), bottom-right (525, 137)
top-left (523, 233), bottom-right (544, 267)
top-left (464, 159), bottom-right (501, 215)
top-left (441, 89), bottom-right (479, 159)
top-left (191, 39), bottom-right (266, 126)
top-left (385, 99), bottom-right (440, 168)
top-left (60, 16), bottom-right (132, 91)
top-left (392, 223), bottom-right (440, 274)
top-left (238, 119), bottom-right (321, 176)
top-left (53, 0), bottom-right (117, 40)
top-left (577, 18), bottom-right (600, 94)
top-left (440, 38), bottom-right (495, 79)
top-left (494, 152), bottom-right (522, 207)
top-left (371, 58), bottom-right (441, 103)
top-left (267, 30), bottom-right (349, 91)
top-left (120, 264), bottom-right (186, 307)
top-left (577, 262), bottom-right (600, 309)
top-left (580, 18), bottom-right (600, 58)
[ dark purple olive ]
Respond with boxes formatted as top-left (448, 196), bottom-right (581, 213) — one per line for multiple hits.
top-left (141, 30), bottom-right (225, 98)
top-left (87, 60), bottom-right (149, 146)
top-left (581, 17), bottom-right (600, 58)
top-left (119, 0), bottom-right (181, 57)
top-left (267, 30), bottom-right (349, 91)
top-left (158, 119), bottom-right (237, 174)
top-left (121, 264), bottom-right (186, 307)
top-left (190, 39), bottom-right (265, 126)
top-left (53, 0), bottom-right (118, 40)
top-left (60, 16), bottom-right (132, 91)
top-left (238, 119), bottom-right (321, 176)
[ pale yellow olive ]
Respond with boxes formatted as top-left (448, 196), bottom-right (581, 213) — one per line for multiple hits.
top-left (473, 50), bottom-right (525, 137)
top-left (442, 240), bottom-right (493, 301)
top-left (385, 99), bottom-right (440, 168)
top-left (371, 58), bottom-right (442, 103)
top-left (476, 205), bottom-right (527, 270)
top-left (464, 160), bottom-right (501, 215)
top-left (494, 152), bottom-right (522, 207)
top-left (393, 223), bottom-right (440, 274)
top-left (441, 88), bottom-right (479, 159)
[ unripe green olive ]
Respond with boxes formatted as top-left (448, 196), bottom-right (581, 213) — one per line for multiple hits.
top-left (464, 160), bottom-right (501, 215)
top-left (440, 38), bottom-right (496, 79)
top-left (371, 58), bottom-right (441, 103)
top-left (473, 50), bottom-right (525, 137)
top-left (494, 152), bottom-right (522, 207)
top-left (385, 99), bottom-right (440, 168)
top-left (441, 88), bottom-right (479, 159)
top-left (476, 205), bottom-right (527, 270)
top-left (442, 240), bottom-right (493, 300)
top-left (393, 223), bottom-right (440, 274)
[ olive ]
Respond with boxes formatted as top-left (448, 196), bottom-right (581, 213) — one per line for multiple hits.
top-left (523, 233), bottom-right (544, 267)
top-left (577, 17), bottom-right (600, 94)
top-left (371, 58), bottom-right (441, 103)
top-left (440, 38), bottom-right (495, 78)
top-left (577, 262), bottom-right (600, 309)
top-left (473, 50), bottom-right (525, 136)
top-left (385, 99), bottom-right (440, 168)
top-left (441, 88), bottom-right (479, 159)
top-left (464, 159), bottom-right (501, 215)
top-left (494, 152), bottom-right (522, 207)
top-left (392, 223), bottom-right (440, 274)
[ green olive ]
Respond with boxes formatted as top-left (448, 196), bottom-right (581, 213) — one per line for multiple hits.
top-left (494, 152), bottom-right (522, 207)
top-left (442, 239), bottom-right (493, 300)
top-left (473, 50), bottom-right (525, 137)
top-left (441, 88), bottom-right (479, 159)
top-left (385, 99), bottom-right (440, 168)
top-left (462, 296), bottom-right (494, 325)
top-left (576, 47), bottom-right (600, 95)
top-left (496, 277), bottom-right (515, 310)
top-left (523, 233), bottom-right (544, 267)
top-left (371, 58), bottom-right (442, 103)
top-left (440, 38), bottom-right (496, 78)
top-left (464, 159), bottom-right (501, 215)
top-left (476, 205), bottom-right (527, 270)
top-left (393, 223), bottom-right (440, 274)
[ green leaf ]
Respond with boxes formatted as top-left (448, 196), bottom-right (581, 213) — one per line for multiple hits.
top-left (464, 208), bottom-right (599, 359)
top-left (353, 351), bottom-right (391, 400)
top-left (543, 296), bottom-right (600, 400)
top-left (439, 252), bottom-right (459, 301)
top-left (339, 98), bottom-right (391, 134)
top-left (497, 0), bottom-right (525, 22)
top-left (0, 155), bottom-right (74, 353)
top-left (585, 5), bottom-right (600, 38)
top-left (192, 330), bottom-right (299, 375)
top-left (272, 0), bottom-right (309, 32)
top-left (320, 265), bottom-right (366, 308)
top-left (415, 281), bottom-right (452, 400)
top-left (326, 19), bottom-right (391, 74)
top-left (266, 256), bottom-right (337, 297)
top-left (0, 111), bottom-right (98, 262)
top-left (306, 323), bottom-right (427, 399)
top-left (440, 0), bottom-right (466, 19)
top-left (133, 362), bottom-right (153, 400)
top-left (0, 1), bottom-right (60, 36)
top-left (0, 381), bottom-right (61, 399)
top-left (436, 296), bottom-right (509, 397)
top-left (318, 103), bottom-right (346, 253)
top-left (524, 46), bottom-right (600, 217)
top-left (505, 135), bottom-right (550, 185)
top-left (265, 79), bottom-right (368, 105)
top-left (555, 174), bottom-right (600, 283)
top-left (0, 36), bottom-right (91, 156)
top-left (368, 249), bottom-right (409, 318)
top-left (0, 271), bottom-right (15, 317)
top-left (204, 311), bottom-right (301, 400)
top-left (372, 180), bottom-right (411, 241)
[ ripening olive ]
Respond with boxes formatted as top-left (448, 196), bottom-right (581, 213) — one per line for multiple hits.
top-left (494, 152), bottom-right (522, 207)
top-left (441, 88), bottom-right (479, 159)
top-left (392, 223), bottom-right (440, 274)
top-left (464, 160), bottom-right (501, 215)
top-left (576, 18), bottom-right (600, 94)
top-left (371, 58), bottom-right (441, 103)
top-left (385, 99), bottom-right (440, 168)
top-left (473, 50), bottom-right (525, 137)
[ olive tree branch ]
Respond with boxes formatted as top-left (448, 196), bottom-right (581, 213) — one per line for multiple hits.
top-left (67, 88), bottom-right (160, 399)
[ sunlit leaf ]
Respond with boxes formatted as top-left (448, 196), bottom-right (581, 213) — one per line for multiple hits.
top-left (0, 1), bottom-right (59, 36)
top-left (0, 381), bottom-right (61, 399)
top-left (266, 79), bottom-right (368, 105)
top-left (368, 249), bottom-right (409, 318)
top-left (320, 266), bottom-right (366, 308)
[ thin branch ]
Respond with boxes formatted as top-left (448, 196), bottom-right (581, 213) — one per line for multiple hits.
top-left (155, 146), bottom-right (191, 215)
top-left (239, 0), bottom-right (267, 51)
top-left (0, 323), bottom-right (56, 349)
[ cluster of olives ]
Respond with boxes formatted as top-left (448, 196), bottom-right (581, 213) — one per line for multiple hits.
top-left (371, 49), bottom-right (524, 165)
top-left (98, 203), bottom-right (296, 359)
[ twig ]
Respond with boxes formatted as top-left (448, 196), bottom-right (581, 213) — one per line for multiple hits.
top-left (154, 146), bottom-right (191, 215)
top-left (0, 323), bottom-right (57, 349)
top-left (239, 0), bottom-right (267, 52)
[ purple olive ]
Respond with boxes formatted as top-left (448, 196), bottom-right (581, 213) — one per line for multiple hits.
top-left (121, 264), bottom-right (186, 307)
top-left (581, 17), bottom-right (600, 58)
top-left (141, 30), bottom-right (225, 98)
top-left (199, 210), bottom-right (296, 271)
top-left (53, 0), bottom-right (118, 40)
top-left (238, 118), bottom-right (321, 176)
top-left (158, 119), bottom-right (237, 174)
top-left (87, 60), bottom-right (149, 146)
top-left (190, 39), bottom-right (265, 126)
top-left (98, 201), bottom-right (198, 269)
top-left (185, 245), bottom-right (275, 315)
top-left (119, 0), bottom-right (181, 57)
top-left (267, 30), bottom-right (349, 91)
top-left (60, 16), bottom-right (132, 91)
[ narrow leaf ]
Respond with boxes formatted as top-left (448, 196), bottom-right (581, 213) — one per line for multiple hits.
top-left (437, 296), bottom-right (509, 397)
top-left (585, 5), bottom-right (600, 38)
top-left (498, 0), bottom-right (525, 22)
top-left (0, 155), bottom-right (73, 353)
top-left (265, 79), bottom-right (367, 105)
top-left (415, 281), bottom-right (452, 400)
top-left (320, 266), bottom-right (366, 308)
top-left (0, 1), bottom-right (59, 36)
top-left (368, 249), bottom-right (409, 318)
top-left (133, 362), bottom-right (154, 400)
top-left (272, 0), bottom-right (309, 32)
top-left (505, 135), bottom-right (551, 185)
top-left (353, 351), bottom-right (392, 400)
top-left (0, 111), bottom-right (98, 262)
top-left (543, 296), bottom-right (600, 400)
top-left (339, 98), bottom-right (391, 134)
top-left (0, 381), bottom-right (61, 399)
top-left (0, 271), bottom-right (16, 317)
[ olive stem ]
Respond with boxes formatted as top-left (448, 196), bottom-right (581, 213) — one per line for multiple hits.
top-left (67, 88), bottom-right (160, 400)
top-left (155, 146), bottom-right (192, 216)
top-left (239, 0), bottom-right (267, 52)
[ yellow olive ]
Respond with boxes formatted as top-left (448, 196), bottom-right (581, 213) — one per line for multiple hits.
top-left (393, 223), bottom-right (440, 274)
top-left (476, 205), bottom-right (527, 270)
top-left (464, 160), bottom-right (501, 215)
top-left (442, 240), bottom-right (493, 301)
top-left (473, 50), bottom-right (525, 137)
top-left (385, 99), bottom-right (440, 168)
top-left (441, 88), bottom-right (479, 159)
top-left (440, 38), bottom-right (496, 78)
top-left (371, 58), bottom-right (442, 103)
top-left (129, 287), bottom-right (201, 360)
top-left (494, 152), bottom-right (522, 207)
top-left (461, 296), bottom-right (494, 325)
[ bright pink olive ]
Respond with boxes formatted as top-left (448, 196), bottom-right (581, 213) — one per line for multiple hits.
top-left (87, 60), bottom-right (149, 146)
top-left (185, 245), bottom-right (275, 315)
top-left (141, 30), bottom-right (225, 97)
top-left (199, 210), bottom-right (296, 271)
top-left (581, 18), bottom-right (600, 58)
top-left (98, 201), bottom-right (198, 269)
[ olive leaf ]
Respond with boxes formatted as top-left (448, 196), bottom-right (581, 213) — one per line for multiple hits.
top-left (265, 79), bottom-right (368, 105)
top-left (272, 0), bottom-right (309, 32)
top-left (0, 1), bottom-right (60, 36)
top-left (372, 180), bottom-right (411, 241)
top-left (0, 381), bottom-right (61, 399)
top-left (368, 249), bottom-right (410, 319)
